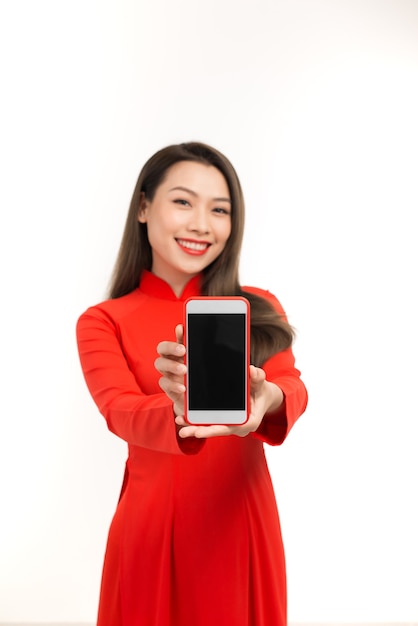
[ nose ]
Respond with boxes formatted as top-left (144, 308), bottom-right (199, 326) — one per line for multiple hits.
top-left (188, 206), bottom-right (210, 235)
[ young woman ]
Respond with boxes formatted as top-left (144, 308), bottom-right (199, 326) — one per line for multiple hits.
top-left (76, 142), bottom-right (308, 626)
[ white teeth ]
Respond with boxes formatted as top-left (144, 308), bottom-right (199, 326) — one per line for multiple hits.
top-left (177, 239), bottom-right (208, 251)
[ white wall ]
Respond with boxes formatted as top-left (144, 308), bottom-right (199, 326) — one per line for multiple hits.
top-left (1, 0), bottom-right (417, 622)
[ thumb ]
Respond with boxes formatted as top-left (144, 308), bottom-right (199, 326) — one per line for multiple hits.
top-left (250, 365), bottom-right (266, 387)
top-left (250, 364), bottom-right (265, 380)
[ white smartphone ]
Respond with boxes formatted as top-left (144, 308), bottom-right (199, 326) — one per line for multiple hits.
top-left (184, 297), bottom-right (250, 425)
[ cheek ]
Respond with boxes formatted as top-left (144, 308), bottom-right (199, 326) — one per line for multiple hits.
top-left (158, 210), bottom-right (187, 232)
top-left (147, 210), bottom-right (183, 238)
top-left (219, 220), bottom-right (232, 243)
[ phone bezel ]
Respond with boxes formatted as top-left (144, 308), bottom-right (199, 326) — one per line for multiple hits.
top-left (184, 297), bottom-right (250, 425)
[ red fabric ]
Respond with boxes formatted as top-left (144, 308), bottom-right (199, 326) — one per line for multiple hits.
top-left (76, 271), bottom-right (308, 626)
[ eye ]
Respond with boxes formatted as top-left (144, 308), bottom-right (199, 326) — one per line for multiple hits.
top-left (174, 198), bottom-right (191, 207)
top-left (212, 207), bottom-right (231, 215)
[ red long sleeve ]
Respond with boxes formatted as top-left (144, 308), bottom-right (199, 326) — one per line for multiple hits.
top-left (244, 287), bottom-right (308, 445)
top-left (76, 278), bottom-right (205, 455)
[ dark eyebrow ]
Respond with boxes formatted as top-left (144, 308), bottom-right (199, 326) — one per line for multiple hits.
top-left (168, 186), bottom-right (231, 204)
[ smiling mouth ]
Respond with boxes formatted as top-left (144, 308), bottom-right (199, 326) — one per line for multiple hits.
top-left (176, 238), bottom-right (211, 253)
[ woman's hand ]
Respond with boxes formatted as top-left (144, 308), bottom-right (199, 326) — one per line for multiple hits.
top-left (155, 324), bottom-right (186, 418)
top-left (175, 365), bottom-right (284, 439)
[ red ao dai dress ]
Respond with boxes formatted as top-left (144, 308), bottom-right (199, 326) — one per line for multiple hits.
top-left (76, 271), bottom-right (308, 626)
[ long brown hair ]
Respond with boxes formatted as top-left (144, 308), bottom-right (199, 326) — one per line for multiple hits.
top-left (108, 142), bottom-right (294, 366)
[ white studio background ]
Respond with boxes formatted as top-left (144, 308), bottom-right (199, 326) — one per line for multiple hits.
top-left (0, 0), bottom-right (417, 622)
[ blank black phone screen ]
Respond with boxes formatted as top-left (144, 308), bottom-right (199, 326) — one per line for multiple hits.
top-left (188, 313), bottom-right (246, 410)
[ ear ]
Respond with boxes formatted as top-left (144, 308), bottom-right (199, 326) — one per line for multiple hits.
top-left (137, 192), bottom-right (149, 223)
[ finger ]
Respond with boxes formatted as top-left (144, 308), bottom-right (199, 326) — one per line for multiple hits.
top-left (176, 425), bottom-right (228, 439)
top-left (158, 376), bottom-right (185, 397)
top-left (154, 356), bottom-right (186, 378)
top-left (179, 423), bottom-right (242, 439)
top-left (174, 416), bottom-right (225, 439)
top-left (157, 340), bottom-right (185, 359)
top-left (175, 324), bottom-right (184, 345)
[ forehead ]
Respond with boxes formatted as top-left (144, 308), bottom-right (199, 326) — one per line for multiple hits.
top-left (160, 161), bottom-right (230, 197)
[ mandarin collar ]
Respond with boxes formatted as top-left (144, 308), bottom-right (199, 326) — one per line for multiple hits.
top-left (138, 271), bottom-right (202, 301)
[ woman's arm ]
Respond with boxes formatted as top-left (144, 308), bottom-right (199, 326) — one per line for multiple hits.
top-left (76, 309), bottom-right (204, 455)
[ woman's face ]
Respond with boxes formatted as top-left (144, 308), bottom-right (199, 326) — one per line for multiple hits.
top-left (138, 161), bottom-right (232, 295)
